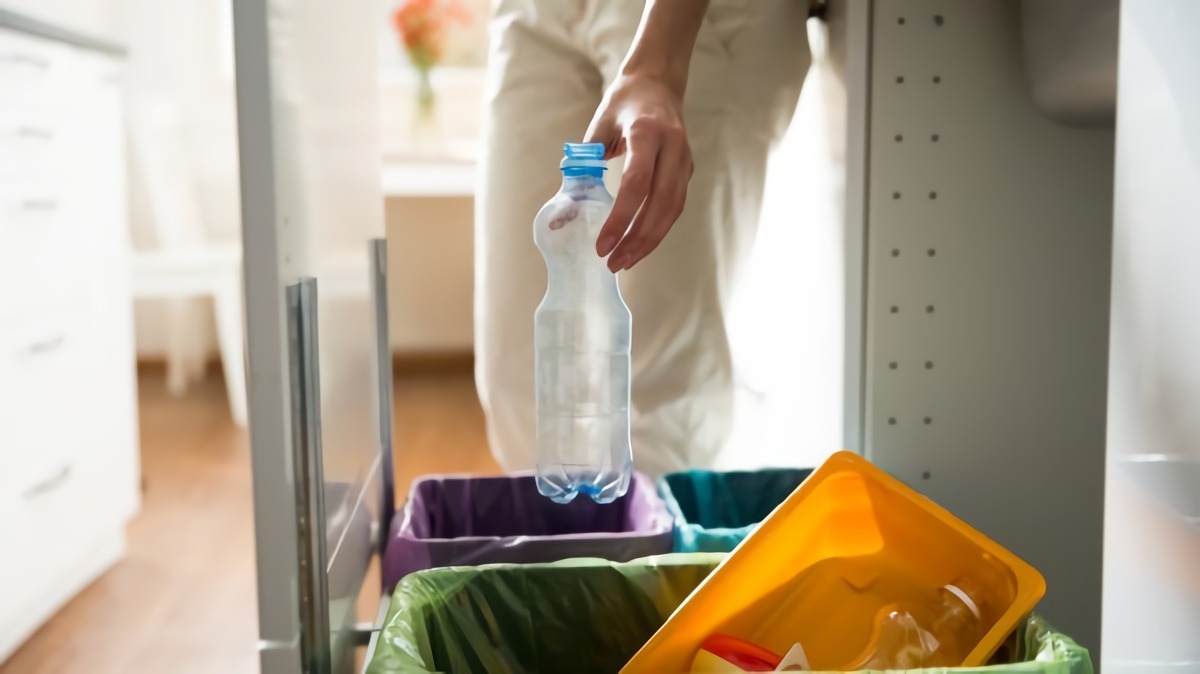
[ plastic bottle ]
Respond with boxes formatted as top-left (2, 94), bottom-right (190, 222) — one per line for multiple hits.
top-left (852, 579), bottom-right (987, 669)
top-left (533, 142), bottom-right (632, 504)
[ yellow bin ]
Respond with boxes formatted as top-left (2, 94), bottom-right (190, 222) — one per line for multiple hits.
top-left (622, 451), bottom-right (1046, 672)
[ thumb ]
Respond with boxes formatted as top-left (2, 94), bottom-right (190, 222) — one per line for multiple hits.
top-left (584, 114), bottom-right (622, 159)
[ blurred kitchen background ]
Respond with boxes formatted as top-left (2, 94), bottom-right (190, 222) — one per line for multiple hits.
top-left (0, 0), bottom-right (842, 671)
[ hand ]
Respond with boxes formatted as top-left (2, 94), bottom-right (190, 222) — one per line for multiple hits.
top-left (585, 73), bottom-right (694, 272)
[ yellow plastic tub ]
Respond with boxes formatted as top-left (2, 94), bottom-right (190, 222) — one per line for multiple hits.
top-left (622, 451), bottom-right (1046, 672)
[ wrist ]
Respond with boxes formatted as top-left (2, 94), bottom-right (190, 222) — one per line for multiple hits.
top-left (618, 0), bottom-right (706, 98)
top-left (619, 54), bottom-right (688, 98)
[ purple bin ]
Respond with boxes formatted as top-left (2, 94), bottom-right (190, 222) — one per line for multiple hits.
top-left (382, 472), bottom-right (674, 590)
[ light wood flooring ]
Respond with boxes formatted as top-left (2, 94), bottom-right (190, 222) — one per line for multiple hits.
top-left (1, 366), bottom-right (497, 673)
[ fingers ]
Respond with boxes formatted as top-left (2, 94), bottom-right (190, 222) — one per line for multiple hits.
top-left (605, 132), bottom-right (691, 272)
top-left (584, 114), bottom-right (623, 160)
top-left (597, 131), bottom-right (660, 259)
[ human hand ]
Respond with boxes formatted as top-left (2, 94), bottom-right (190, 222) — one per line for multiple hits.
top-left (585, 73), bottom-right (694, 272)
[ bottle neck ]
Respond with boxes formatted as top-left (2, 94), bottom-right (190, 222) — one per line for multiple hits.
top-left (561, 167), bottom-right (605, 183)
top-left (943, 581), bottom-right (982, 617)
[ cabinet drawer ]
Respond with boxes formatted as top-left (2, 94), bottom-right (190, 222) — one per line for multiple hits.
top-left (2, 436), bottom-right (127, 534)
top-left (0, 182), bottom-right (87, 322)
top-left (0, 33), bottom-right (122, 181)
top-left (0, 310), bottom-right (85, 476)
top-left (0, 112), bottom-right (70, 180)
top-left (0, 443), bottom-right (125, 644)
top-left (0, 307), bottom-right (136, 488)
top-left (0, 29), bottom-right (76, 111)
top-left (0, 307), bottom-right (135, 635)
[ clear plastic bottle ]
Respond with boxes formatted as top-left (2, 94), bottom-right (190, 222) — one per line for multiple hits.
top-left (853, 579), bottom-right (987, 669)
top-left (533, 142), bottom-right (632, 504)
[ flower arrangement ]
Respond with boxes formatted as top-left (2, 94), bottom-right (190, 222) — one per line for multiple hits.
top-left (392, 0), bottom-right (472, 118)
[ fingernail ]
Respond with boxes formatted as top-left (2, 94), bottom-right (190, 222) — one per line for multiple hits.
top-left (609, 255), bottom-right (625, 272)
top-left (597, 236), bottom-right (615, 256)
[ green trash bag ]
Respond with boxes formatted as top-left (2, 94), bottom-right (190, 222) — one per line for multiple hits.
top-left (814, 614), bottom-right (1092, 674)
top-left (366, 553), bottom-right (723, 674)
top-left (973, 614), bottom-right (1093, 674)
top-left (367, 553), bottom-right (1092, 674)
top-left (659, 468), bottom-right (813, 553)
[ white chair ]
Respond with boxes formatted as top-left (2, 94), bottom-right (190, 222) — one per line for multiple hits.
top-left (127, 97), bottom-right (247, 428)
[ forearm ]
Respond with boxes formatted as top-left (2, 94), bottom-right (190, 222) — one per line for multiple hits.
top-left (620, 0), bottom-right (710, 96)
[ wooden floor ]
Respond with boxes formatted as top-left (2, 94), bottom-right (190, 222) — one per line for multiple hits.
top-left (1, 367), bottom-right (497, 674)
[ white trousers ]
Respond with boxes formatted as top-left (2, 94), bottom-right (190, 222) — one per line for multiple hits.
top-left (476, 0), bottom-right (812, 476)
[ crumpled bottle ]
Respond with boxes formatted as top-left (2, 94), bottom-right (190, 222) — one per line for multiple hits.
top-left (852, 578), bottom-right (987, 669)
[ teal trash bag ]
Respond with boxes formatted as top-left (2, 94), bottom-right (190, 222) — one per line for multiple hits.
top-left (366, 553), bottom-right (723, 674)
top-left (658, 468), bottom-right (813, 553)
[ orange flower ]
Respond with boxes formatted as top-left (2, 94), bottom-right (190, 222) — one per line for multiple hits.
top-left (392, 0), bottom-right (472, 70)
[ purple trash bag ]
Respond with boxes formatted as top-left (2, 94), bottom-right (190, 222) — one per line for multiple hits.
top-left (382, 472), bottom-right (673, 589)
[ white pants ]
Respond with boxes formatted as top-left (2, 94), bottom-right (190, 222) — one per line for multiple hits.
top-left (476, 0), bottom-right (812, 476)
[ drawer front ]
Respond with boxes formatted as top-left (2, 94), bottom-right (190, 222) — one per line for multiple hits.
top-left (0, 182), bottom-right (81, 322)
top-left (0, 42), bottom-right (126, 323)
top-left (0, 31), bottom-right (123, 182)
top-left (0, 306), bottom-right (138, 490)
top-left (0, 439), bottom-right (124, 644)
top-left (0, 28), bottom-right (76, 112)
top-left (0, 111), bottom-right (70, 180)
top-left (0, 311), bottom-right (84, 481)
top-left (0, 306), bottom-right (137, 622)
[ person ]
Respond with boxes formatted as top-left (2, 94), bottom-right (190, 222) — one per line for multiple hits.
top-left (476, 0), bottom-right (816, 476)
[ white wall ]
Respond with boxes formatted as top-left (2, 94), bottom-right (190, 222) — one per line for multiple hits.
top-left (379, 67), bottom-right (483, 161)
top-left (120, 0), bottom-right (240, 360)
top-left (1103, 2), bottom-right (1200, 670)
top-left (119, 0), bottom-right (239, 245)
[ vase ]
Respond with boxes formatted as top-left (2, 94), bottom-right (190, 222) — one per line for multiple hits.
top-left (411, 66), bottom-right (442, 157)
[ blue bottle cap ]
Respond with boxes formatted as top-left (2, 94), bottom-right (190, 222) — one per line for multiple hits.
top-left (561, 142), bottom-right (608, 169)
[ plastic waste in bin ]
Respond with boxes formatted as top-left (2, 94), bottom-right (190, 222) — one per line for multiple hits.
top-left (658, 468), bottom-right (813, 552)
top-left (624, 451), bottom-right (1047, 672)
top-left (366, 556), bottom-right (1089, 674)
top-left (382, 472), bottom-right (673, 589)
top-left (684, 615), bottom-right (1091, 673)
top-left (686, 614), bottom-right (1099, 671)
top-left (367, 554), bottom-right (724, 674)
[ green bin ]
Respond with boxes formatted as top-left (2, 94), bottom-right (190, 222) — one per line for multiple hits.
top-left (658, 468), bottom-right (813, 552)
top-left (365, 555), bottom-right (1092, 674)
top-left (367, 554), bottom-right (722, 674)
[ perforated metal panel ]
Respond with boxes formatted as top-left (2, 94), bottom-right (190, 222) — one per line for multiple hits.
top-left (850, 0), bottom-right (1112, 655)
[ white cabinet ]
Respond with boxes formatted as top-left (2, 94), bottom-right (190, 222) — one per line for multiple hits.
top-left (0, 19), bottom-right (138, 662)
